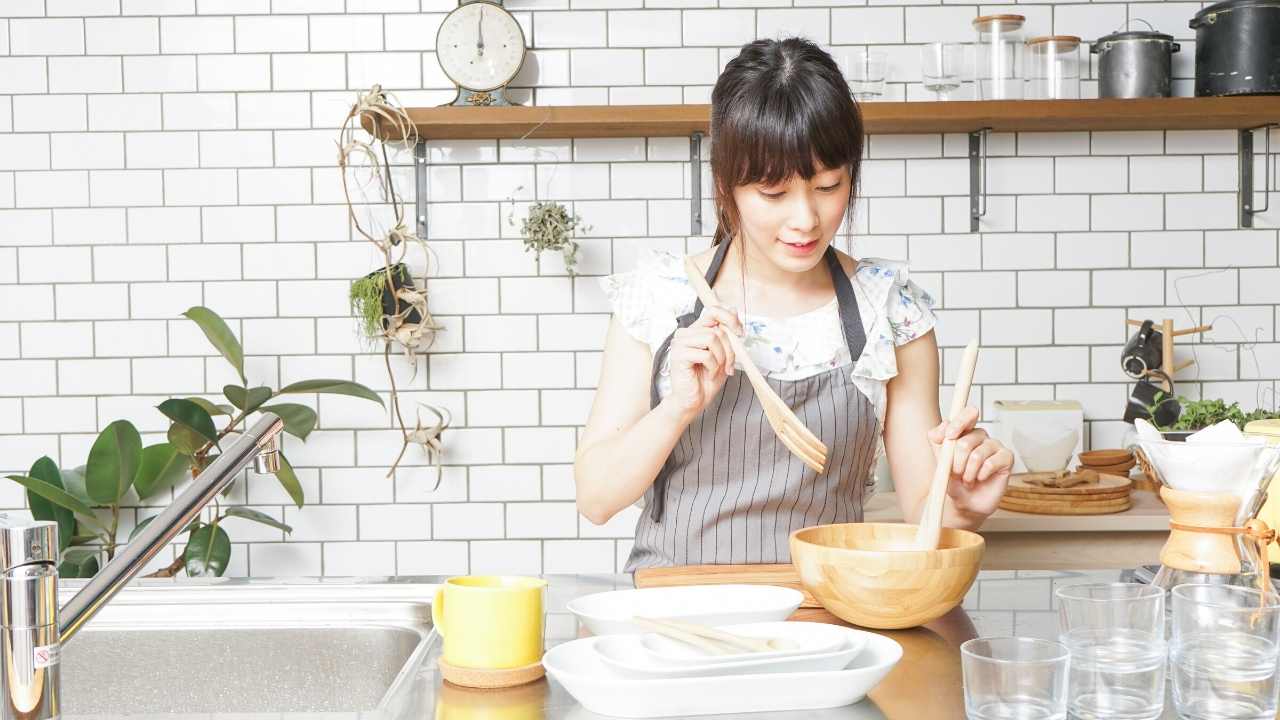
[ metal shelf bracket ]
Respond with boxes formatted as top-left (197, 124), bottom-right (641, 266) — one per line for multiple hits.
top-left (414, 140), bottom-right (428, 240)
top-left (1240, 123), bottom-right (1276, 229)
top-left (969, 127), bottom-right (991, 233)
top-left (691, 131), bottom-right (704, 236)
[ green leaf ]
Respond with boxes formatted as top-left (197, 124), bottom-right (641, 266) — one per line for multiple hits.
top-left (185, 396), bottom-right (234, 417)
top-left (26, 457), bottom-right (75, 552)
top-left (184, 306), bottom-right (245, 384)
top-left (130, 515), bottom-right (199, 543)
top-left (85, 420), bottom-right (142, 504)
top-left (224, 506), bottom-right (293, 534)
top-left (167, 423), bottom-right (206, 457)
top-left (223, 385), bottom-right (273, 414)
top-left (260, 404), bottom-right (317, 441)
top-left (60, 466), bottom-right (92, 506)
top-left (133, 443), bottom-right (191, 500)
top-left (276, 379), bottom-right (384, 409)
top-left (157, 399), bottom-right (219, 446)
top-left (183, 523), bottom-right (231, 577)
top-left (59, 549), bottom-right (99, 579)
top-left (6, 476), bottom-right (103, 530)
top-left (272, 453), bottom-right (304, 509)
top-left (69, 534), bottom-right (97, 547)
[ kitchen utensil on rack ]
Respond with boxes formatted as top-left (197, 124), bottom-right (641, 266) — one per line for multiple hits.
top-left (1190, 0), bottom-right (1280, 97)
top-left (1093, 19), bottom-right (1181, 98)
top-left (972, 14), bottom-right (1027, 100)
top-left (1024, 35), bottom-right (1083, 99)
top-left (682, 256), bottom-right (828, 474)
top-left (915, 338), bottom-right (980, 549)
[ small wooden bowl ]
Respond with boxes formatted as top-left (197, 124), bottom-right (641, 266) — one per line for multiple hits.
top-left (1079, 459), bottom-right (1136, 475)
top-left (1079, 449), bottom-right (1133, 466)
top-left (789, 523), bottom-right (984, 630)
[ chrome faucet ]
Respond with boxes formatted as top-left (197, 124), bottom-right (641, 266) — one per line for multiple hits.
top-left (0, 413), bottom-right (284, 719)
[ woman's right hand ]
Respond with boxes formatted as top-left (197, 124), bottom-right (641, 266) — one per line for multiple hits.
top-left (663, 305), bottom-right (744, 423)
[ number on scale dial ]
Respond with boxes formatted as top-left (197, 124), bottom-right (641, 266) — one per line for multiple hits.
top-left (436, 2), bottom-right (526, 93)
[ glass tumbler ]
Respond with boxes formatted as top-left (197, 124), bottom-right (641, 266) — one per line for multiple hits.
top-left (844, 48), bottom-right (888, 101)
top-left (920, 42), bottom-right (964, 100)
top-left (961, 637), bottom-right (1069, 720)
top-left (1171, 584), bottom-right (1280, 720)
top-left (1056, 583), bottom-right (1165, 720)
top-left (1024, 35), bottom-right (1082, 99)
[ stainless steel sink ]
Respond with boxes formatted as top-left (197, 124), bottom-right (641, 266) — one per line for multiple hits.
top-left (53, 576), bottom-right (440, 718)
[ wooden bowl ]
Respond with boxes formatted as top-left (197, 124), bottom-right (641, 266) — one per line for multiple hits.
top-left (1079, 449), bottom-right (1133, 466)
top-left (789, 523), bottom-right (985, 630)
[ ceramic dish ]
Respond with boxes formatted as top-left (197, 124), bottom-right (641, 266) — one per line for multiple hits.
top-left (544, 628), bottom-right (902, 718)
top-left (639, 620), bottom-right (851, 666)
top-left (595, 622), bottom-right (867, 678)
top-left (566, 584), bottom-right (803, 636)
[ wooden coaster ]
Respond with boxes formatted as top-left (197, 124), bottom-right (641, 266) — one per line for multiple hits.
top-left (1005, 487), bottom-right (1131, 502)
top-left (1078, 449), bottom-right (1133, 465)
top-left (1008, 473), bottom-right (1132, 496)
top-left (1079, 459), bottom-right (1136, 475)
top-left (438, 658), bottom-right (545, 689)
top-left (999, 495), bottom-right (1131, 515)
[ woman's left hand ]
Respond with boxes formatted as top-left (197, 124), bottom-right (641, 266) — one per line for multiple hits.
top-left (926, 406), bottom-right (1013, 519)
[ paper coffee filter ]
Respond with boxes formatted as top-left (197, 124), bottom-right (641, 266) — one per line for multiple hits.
top-left (1134, 419), bottom-right (1280, 501)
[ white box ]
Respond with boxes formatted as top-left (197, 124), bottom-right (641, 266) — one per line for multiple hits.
top-left (993, 400), bottom-right (1085, 474)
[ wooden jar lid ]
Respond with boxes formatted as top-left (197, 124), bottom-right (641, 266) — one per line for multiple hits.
top-left (438, 658), bottom-right (546, 689)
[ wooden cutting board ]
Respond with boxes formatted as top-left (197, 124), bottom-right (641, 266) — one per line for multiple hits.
top-left (998, 494), bottom-right (1132, 515)
top-left (1006, 472), bottom-right (1132, 496)
top-left (632, 564), bottom-right (821, 608)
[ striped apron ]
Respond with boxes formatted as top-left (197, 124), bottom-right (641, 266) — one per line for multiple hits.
top-left (624, 239), bottom-right (879, 572)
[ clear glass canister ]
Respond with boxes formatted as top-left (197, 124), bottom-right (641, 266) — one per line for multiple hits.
top-left (1024, 35), bottom-right (1082, 99)
top-left (972, 14), bottom-right (1026, 100)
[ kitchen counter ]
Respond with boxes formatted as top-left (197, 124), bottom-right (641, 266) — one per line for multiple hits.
top-left (426, 570), bottom-right (1188, 720)
top-left (867, 491), bottom-right (1169, 571)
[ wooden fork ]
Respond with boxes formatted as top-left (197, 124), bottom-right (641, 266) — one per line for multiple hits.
top-left (682, 256), bottom-right (828, 474)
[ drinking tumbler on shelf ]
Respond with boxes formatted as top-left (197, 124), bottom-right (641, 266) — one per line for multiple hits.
top-left (920, 42), bottom-right (964, 100)
top-left (844, 48), bottom-right (888, 101)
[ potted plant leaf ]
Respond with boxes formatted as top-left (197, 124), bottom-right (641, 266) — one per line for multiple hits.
top-left (5, 305), bottom-right (384, 578)
top-left (1145, 393), bottom-right (1280, 440)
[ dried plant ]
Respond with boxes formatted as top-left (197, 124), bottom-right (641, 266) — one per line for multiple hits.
top-left (339, 85), bottom-right (449, 485)
top-left (510, 200), bottom-right (589, 275)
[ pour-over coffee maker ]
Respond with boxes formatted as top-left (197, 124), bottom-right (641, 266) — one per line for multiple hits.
top-left (1136, 429), bottom-right (1280, 593)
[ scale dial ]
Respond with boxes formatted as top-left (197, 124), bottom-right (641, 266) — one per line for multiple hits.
top-left (436, 1), bottom-right (526, 93)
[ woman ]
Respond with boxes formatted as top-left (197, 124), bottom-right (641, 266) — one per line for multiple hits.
top-left (575, 37), bottom-right (1013, 571)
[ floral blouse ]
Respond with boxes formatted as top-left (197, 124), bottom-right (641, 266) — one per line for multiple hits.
top-left (599, 249), bottom-right (938, 430)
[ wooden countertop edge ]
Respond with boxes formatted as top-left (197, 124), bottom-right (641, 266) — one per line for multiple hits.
top-left (866, 491), bottom-right (1169, 533)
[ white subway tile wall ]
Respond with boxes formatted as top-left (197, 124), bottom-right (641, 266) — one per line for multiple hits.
top-left (1, 0), bottom-right (1277, 577)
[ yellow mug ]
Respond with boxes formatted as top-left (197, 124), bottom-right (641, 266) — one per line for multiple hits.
top-left (432, 576), bottom-right (547, 669)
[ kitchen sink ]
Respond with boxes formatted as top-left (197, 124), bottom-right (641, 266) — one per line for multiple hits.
top-left (54, 576), bottom-right (440, 718)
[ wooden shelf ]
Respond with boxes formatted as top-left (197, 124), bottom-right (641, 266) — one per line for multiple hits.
top-left (367, 96), bottom-right (1280, 140)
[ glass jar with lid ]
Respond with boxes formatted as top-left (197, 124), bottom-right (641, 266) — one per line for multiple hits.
top-left (1025, 35), bottom-right (1082, 99)
top-left (972, 14), bottom-right (1026, 100)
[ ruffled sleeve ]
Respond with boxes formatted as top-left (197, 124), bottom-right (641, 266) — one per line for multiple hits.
top-left (598, 250), bottom-right (695, 351)
top-left (849, 259), bottom-right (937, 384)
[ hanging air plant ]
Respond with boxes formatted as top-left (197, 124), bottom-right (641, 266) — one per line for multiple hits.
top-left (510, 200), bottom-right (589, 275)
top-left (339, 85), bottom-right (445, 484)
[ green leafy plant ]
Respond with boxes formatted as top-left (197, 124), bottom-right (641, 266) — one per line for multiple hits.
top-left (350, 271), bottom-right (387, 339)
top-left (5, 306), bottom-right (383, 578)
top-left (510, 200), bottom-right (589, 275)
top-left (1145, 392), bottom-right (1280, 432)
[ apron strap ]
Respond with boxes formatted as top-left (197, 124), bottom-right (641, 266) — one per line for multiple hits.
top-left (645, 239), bottom-right (866, 523)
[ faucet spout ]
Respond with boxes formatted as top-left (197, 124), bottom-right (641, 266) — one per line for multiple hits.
top-left (58, 412), bottom-right (285, 644)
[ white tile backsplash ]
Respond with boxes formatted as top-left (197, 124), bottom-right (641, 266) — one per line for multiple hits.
top-left (0, 1), bottom-right (1269, 576)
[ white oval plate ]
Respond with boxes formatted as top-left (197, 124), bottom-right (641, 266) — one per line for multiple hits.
top-left (640, 620), bottom-right (852, 666)
top-left (595, 622), bottom-right (868, 678)
top-left (545, 629), bottom-right (902, 718)
top-left (566, 584), bottom-right (803, 636)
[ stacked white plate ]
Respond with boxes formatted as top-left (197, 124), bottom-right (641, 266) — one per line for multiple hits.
top-left (551, 587), bottom-right (902, 718)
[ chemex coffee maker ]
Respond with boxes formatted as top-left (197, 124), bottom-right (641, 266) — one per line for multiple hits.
top-left (1136, 422), bottom-right (1280, 593)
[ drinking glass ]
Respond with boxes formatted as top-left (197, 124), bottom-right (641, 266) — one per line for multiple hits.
top-left (961, 637), bottom-right (1069, 720)
top-left (1056, 583), bottom-right (1165, 720)
top-left (844, 48), bottom-right (888, 101)
top-left (920, 42), bottom-right (964, 100)
top-left (1171, 584), bottom-right (1280, 720)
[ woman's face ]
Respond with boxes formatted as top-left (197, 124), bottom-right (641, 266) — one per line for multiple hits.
top-left (730, 163), bottom-right (850, 273)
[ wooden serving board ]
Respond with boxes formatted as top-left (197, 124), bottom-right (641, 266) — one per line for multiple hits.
top-left (1007, 473), bottom-right (1132, 496)
top-left (633, 563), bottom-right (821, 608)
top-left (998, 494), bottom-right (1132, 515)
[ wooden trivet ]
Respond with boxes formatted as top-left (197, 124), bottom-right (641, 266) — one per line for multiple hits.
top-left (438, 658), bottom-right (545, 689)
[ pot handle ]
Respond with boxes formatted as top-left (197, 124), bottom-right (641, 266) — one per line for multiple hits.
top-left (1171, 41), bottom-right (1181, 53)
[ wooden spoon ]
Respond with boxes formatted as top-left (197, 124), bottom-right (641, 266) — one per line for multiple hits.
top-left (913, 339), bottom-right (980, 550)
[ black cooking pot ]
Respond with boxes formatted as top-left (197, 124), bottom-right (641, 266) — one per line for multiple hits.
top-left (1190, 0), bottom-right (1280, 96)
top-left (1093, 24), bottom-right (1180, 98)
